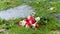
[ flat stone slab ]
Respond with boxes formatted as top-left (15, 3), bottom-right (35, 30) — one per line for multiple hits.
top-left (0, 5), bottom-right (35, 20)
top-left (52, 13), bottom-right (60, 20)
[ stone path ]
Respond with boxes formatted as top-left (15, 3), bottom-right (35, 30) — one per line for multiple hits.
top-left (0, 5), bottom-right (35, 20)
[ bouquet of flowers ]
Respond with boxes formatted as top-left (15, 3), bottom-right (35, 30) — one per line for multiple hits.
top-left (17, 16), bottom-right (48, 29)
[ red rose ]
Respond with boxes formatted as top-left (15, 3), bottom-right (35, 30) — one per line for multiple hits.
top-left (24, 18), bottom-right (32, 27)
top-left (28, 16), bottom-right (36, 24)
top-left (26, 22), bottom-right (32, 27)
top-left (24, 18), bottom-right (30, 24)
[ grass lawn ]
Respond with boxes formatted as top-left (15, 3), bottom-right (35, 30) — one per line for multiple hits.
top-left (0, 0), bottom-right (60, 34)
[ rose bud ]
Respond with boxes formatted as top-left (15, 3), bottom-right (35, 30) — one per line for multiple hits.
top-left (32, 23), bottom-right (39, 28)
top-left (35, 24), bottom-right (39, 28)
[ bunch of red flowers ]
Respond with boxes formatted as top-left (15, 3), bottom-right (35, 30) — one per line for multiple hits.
top-left (17, 16), bottom-right (40, 29)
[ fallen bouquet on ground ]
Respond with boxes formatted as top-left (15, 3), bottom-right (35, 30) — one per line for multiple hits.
top-left (17, 16), bottom-right (49, 29)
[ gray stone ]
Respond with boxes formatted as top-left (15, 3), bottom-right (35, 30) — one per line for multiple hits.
top-left (52, 13), bottom-right (60, 20)
top-left (0, 5), bottom-right (35, 20)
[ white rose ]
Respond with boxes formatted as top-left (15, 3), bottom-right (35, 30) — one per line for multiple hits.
top-left (35, 17), bottom-right (40, 22)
